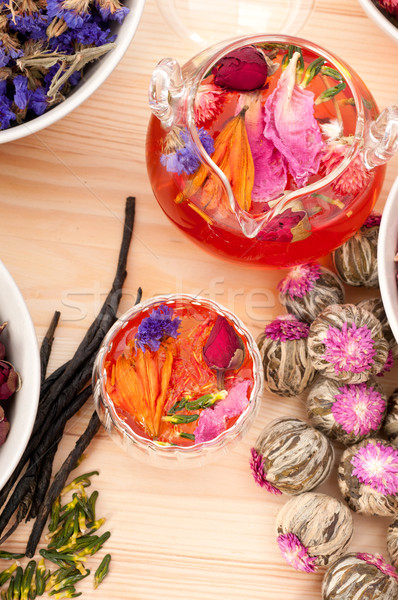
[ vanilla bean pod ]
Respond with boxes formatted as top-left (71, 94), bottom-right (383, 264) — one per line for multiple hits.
top-left (40, 311), bottom-right (61, 385)
top-left (26, 412), bottom-right (101, 557)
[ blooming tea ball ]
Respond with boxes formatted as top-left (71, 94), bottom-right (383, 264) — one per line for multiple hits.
top-left (307, 303), bottom-right (389, 384)
top-left (387, 518), bottom-right (398, 569)
top-left (338, 438), bottom-right (398, 516)
top-left (357, 297), bottom-right (397, 373)
top-left (332, 212), bottom-right (381, 287)
top-left (278, 262), bottom-right (345, 323)
top-left (275, 492), bottom-right (353, 572)
top-left (250, 417), bottom-right (334, 495)
top-left (383, 389), bottom-right (398, 444)
top-left (257, 315), bottom-right (316, 397)
top-left (307, 377), bottom-right (387, 445)
top-left (322, 553), bottom-right (398, 600)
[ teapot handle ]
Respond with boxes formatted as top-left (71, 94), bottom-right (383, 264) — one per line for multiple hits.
top-left (363, 104), bottom-right (398, 169)
top-left (149, 58), bottom-right (185, 128)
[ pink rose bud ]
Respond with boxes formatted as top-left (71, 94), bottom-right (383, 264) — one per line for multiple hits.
top-left (203, 316), bottom-right (244, 371)
top-left (212, 46), bottom-right (268, 91)
top-left (0, 361), bottom-right (19, 401)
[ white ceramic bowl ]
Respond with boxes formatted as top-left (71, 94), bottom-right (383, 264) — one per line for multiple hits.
top-left (357, 0), bottom-right (398, 45)
top-left (0, 0), bottom-right (145, 144)
top-left (378, 176), bottom-right (398, 345)
top-left (0, 261), bottom-right (40, 491)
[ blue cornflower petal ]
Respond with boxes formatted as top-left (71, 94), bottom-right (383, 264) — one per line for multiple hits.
top-left (135, 305), bottom-right (181, 353)
top-left (14, 75), bottom-right (31, 110)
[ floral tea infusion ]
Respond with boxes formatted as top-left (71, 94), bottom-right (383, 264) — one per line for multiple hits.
top-left (101, 298), bottom-right (256, 447)
top-left (147, 40), bottom-right (386, 267)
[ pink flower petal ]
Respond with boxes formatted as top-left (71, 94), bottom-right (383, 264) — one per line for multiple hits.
top-left (194, 379), bottom-right (250, 443)
top-left (263, 52), bottom-right (324, 187)
top-left (236, 93), bottom-right (287, 203)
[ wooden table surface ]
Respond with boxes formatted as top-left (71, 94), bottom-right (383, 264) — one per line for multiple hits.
top-left (0, 0), bottom-right (398, 598)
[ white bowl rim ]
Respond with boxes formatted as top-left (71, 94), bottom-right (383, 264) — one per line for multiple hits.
top-left (357, 0), bottom-right (398, 45)
top-left (0, 260), bottom-right (41, 491)
top-left (0, 0), bottom-right (146, 144)
top-left (378, 175), bottom-right (398, 345)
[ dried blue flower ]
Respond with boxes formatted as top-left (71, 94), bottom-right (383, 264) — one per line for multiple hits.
top-left (8, 12), bottom-right (48, 40)
top-left (135, 304), bottom-right (181, 352)
top-left (14, 75), bottom-right (31, 110)
top-left (29, 87), bottom-right (48, 116)
top-left (160, 127), bottom-right (215, 176)
top-left (0, 96), bottom-right (16, 130)
top-left (47, 0), bottom-right (90, 29)
top-left (95, 0), bottom-right (129, 23)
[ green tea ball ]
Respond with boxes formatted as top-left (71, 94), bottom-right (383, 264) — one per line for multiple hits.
top-left (338, 438), bottom-right (398, 516)
top-left (250, 417), bottom-right (334, 495)
top-left (257, 315), bottom-right (316, 397)
top-left (387, 517), bottom-right (398, 569)
top-left (322, 553), bottom-right (398, 599)
top-left (276, 493), bottom-right (353, 572)
top-left (307, 303), bottom-right (389, 384)
top-left (278, 263), bottom-right (345, 323)
top-left (307, 376), bottom-right (387, 445)
top-left (332, 213), bottom-right (381, 287)
top-left (384, 389), bottom-right (398, 444)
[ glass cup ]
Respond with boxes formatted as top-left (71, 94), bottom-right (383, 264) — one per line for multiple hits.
top-left (146, 34), bottom-right (398, 268)
top-left (92, 294), bottom-right (263, 469)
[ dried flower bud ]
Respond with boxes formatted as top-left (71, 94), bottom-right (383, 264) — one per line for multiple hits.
top-left (212, 46), bottom-right (268, 91)
top-left (332, 213), bottom-right (381, 287)
top-left (322, 553), bottom-right (398, 599)
top-left (203, 316), bottom-right (245, 389)
top-left (278, 263), bottom-right (345, 323)
top-left (307, 304), bottom-right (389, 384)
top-left (338, 438), bottom-right (398, 516)
top-left (250, 417), bottom-right (334, 495)
top-left (382, 388), bottom-right (398, 443)
top-left (388, 518), bottom-right (398, 569)
top-left (257, 315), bottom-right (316, 397)
top-left (0, 360), bottom-right (20, 400)
top-left (307, 376), bottom-right (387, 445)
top-left (0, 418), bottom-right (9, 447)
top-left (276, 493), bottom-right (353, 572)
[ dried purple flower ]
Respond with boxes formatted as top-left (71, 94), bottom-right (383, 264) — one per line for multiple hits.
top-left (308, 304), bottom-right (389, 384)
top-left (338, 438), bottom-right (398, 516)
top-left (135, 304), bottom-right (181, 353)
top-left (258, 315), bottom-right (315, 397)
top-left (250, 447), bottom-right (282, 495)
top-left (277, 533), bottom-right (317, 573)
top-left (95, 0), bottom-right (129, 22)
top-left (0, 95), bottom-right (16, 130)
top-left (278, 263), bottom-right (344, 323)
top-left (13, 75), bottom-right (31, 110)
top-left (276, 493), bottom-right (353, 572)
top-left (377, 348), bottom-right (394, 377)
top-left (307, 377), bottom-right (387, 445)
top-left (356, 553), bottom-right (398, 579)
top-left (322, 553), bottom-right (398, 600)
top-left (264, 315), bottom-right (310, 342)
top-left (160, 127), bottom-right (215, 176)
top-left (212, 46), bottom-right (268, 92)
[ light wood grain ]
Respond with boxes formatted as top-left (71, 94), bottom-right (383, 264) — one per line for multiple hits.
top-left (0, 0), bottom-right (398, 598)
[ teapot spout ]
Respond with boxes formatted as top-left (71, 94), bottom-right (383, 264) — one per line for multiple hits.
top-left (363, 104), bottom-right (398, 169)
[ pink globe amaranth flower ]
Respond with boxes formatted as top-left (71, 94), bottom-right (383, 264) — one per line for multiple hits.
top-left (194, 83), bottom-right (228, 127)
top-left (332, 383), bottom-right (386, 436)
top-left (264, 315), bottom-right (310, 342)
top-left (277, 533), bottom-right (317, 573)
top-left (323, 322), bottom-right (376, 375)
top-left (250, 448), bottom-right (282, 495)
top-left (363, 212), bottom-right (382, 229)
top-left (356, 553), bottom-right (398, 579)
top-left (377, 0), bottom-right (398, 16)
top-left (377, 348), bottom-right (394, 377)
top-left (320, 143), bottom-right (370, 196)
top-left (351, 440), bottom-right (398, 496)
top-left (278, 263), bottom-right (321, 299)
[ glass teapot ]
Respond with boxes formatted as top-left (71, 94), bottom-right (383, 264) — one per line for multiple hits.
top-left (146, 34), bottom-right (398, 268)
